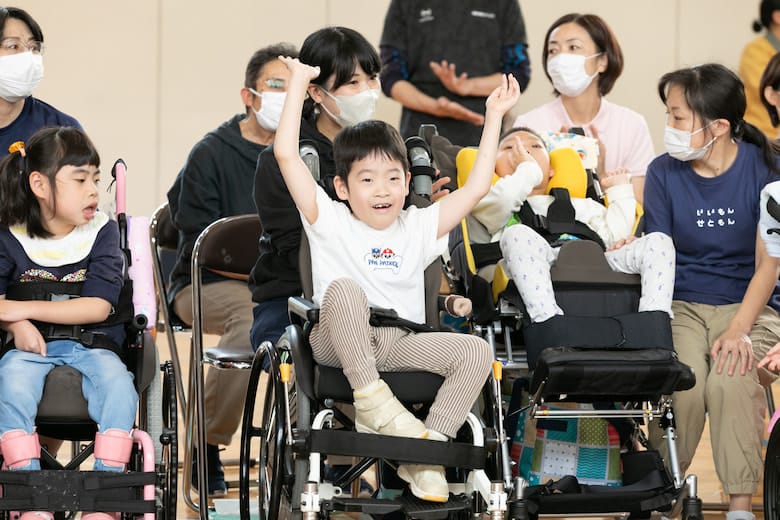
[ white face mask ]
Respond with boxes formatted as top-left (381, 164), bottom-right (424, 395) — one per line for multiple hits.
top-left (663, 123), bottom-right (717, 162)
top-left (0, 51), bottom-right (43, 103)
top-left (546, 52), bottom-right (600, 97)
top-left (320, 87), bottom-right (380, 128)
top-left (249, 88), bottom-right (286, 131)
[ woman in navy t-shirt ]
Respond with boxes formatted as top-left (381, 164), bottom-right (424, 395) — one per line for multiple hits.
top-left (644, 63), bottom-right (780, 520)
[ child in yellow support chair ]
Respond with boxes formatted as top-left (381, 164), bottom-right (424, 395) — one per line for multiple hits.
top-left (470, 126), bottom-right (676, 324)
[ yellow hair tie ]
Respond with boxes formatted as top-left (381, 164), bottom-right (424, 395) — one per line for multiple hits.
top-left (8, 141), bottom-right (25, 157)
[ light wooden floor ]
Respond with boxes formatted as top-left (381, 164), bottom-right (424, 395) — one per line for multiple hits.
top-left (163, 331), bottom-right (770, 519)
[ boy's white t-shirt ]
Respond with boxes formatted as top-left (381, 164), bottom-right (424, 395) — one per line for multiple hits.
top-left (302, 186), bottom-right (447, 323)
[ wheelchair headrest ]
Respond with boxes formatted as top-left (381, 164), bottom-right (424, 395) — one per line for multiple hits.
top-left (548, 147), bottom-right (587, 199)
top-left (453, 140), bottom-right (587, 199)
top-left (455, 147), bottom-right (498, 189)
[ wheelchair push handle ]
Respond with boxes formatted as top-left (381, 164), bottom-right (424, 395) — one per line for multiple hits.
top-left (111, 158), bottom-right (127, 216)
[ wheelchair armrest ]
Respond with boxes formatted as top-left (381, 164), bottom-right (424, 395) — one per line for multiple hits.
top-left (288, 296), bottom-right (319, 326)
top-left (369, 306), bottom-right (398, 321)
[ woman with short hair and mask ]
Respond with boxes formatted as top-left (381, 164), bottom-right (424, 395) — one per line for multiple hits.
top-left (644, 63), bottom-right (780, 520)
top-left (0, 6), bottom-right (80, 155)
top-left (513, 13), bottom-right (653, 202)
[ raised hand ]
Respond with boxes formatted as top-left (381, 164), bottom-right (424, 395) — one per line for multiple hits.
top-left (279, 55), bottom-right (320, 83)
top-left (485, 74), bottom-right (520, 117)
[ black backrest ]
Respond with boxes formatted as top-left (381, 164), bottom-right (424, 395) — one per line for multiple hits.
top-left (194, 214), bottom-right (262, 275)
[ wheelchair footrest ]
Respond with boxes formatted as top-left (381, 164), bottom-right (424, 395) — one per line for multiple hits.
top-left (305, 429), bottom-right (487, 469)
top-left (397, 493), bottom-right (472, 519)
top-left (323, 493), bottom-right (472, 519)
top-left (0, 470), bottom-right (156, 513)
top-left (322, 497), bottom-right (401, 515)
top-left (530, 347), bottom-right (696, 402)
top-left (517, 488), bottom-right (675, 516)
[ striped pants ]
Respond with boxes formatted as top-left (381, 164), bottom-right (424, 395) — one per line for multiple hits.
top-left (310, 278), bottom-right (493, 437)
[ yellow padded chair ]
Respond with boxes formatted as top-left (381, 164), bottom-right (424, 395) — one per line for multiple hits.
top-left (455, 146), bottom-right (590, 306)
top-left (455, 145), bottom-right (642, 308)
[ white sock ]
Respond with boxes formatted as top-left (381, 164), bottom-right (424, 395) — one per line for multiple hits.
top-left (726, 511), bottom-right (755, 520)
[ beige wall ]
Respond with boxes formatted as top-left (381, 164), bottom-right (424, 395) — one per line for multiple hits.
top-left (17, 0), bottom-right (759, 216)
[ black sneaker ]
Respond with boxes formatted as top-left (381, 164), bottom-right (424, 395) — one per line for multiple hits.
top-left (191, 443), bottom-right (227, 496)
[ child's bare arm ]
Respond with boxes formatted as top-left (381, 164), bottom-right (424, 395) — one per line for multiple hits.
top-left (274, 56), bottom-right (322, 225)
top-left (0, 295), bottom-right (112, 358)
top-left (435, 74), bottom-right (520, 238)
top-left (0, 297), bottom-right (112, 325)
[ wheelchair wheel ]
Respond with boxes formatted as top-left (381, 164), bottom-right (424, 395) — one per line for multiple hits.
top-left (765, 419), bottom-right (780, 519)
top-left (257, 338), bottom-right (308, 520)
top-left (159, 360), bottom-right (178, 520)
top-left (240, 346), bottom-right (270, 520)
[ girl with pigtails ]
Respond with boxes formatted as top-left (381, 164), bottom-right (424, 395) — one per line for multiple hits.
top-left (0, 126), bottom-right (136, 520)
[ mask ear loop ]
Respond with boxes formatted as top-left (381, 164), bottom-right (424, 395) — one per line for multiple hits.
top-left (8, 140), bottom-right (25, 175)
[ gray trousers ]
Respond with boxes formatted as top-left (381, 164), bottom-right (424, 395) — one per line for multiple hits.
top-left (174, 279), bottom-right (254, 446)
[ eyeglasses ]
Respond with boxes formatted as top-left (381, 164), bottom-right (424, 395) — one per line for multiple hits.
top-left (0, 37), bottom-right (44, 55)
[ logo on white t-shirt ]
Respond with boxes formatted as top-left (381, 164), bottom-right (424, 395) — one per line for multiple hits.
top-left (365, 247), bottom-right (403, 273)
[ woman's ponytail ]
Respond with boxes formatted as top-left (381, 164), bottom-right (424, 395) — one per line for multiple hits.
top-left (739, 119), bottom-right (780, 174)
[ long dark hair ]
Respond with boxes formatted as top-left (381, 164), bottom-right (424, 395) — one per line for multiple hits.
top-left (0, 126), bottom-right (100, 238)
top-left (658, 63), bottom-right (780, 173)
top-left (299, 26), bottom-right (381, 118)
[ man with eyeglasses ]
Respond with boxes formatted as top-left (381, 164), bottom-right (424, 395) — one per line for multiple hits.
top-left (166, 42), bottom-right (296, 497)
top-left (0, 7), bottom-right (80, 156)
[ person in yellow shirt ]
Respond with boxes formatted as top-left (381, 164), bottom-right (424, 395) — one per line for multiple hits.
top-left (740, 0), bottom-right (780, 138)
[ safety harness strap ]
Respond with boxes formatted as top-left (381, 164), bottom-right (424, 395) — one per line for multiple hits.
top-left (516, 188), bottom-right (606, 250)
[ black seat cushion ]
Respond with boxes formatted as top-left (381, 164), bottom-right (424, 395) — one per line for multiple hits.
top-left (315, 365), bottom-right (444, 404)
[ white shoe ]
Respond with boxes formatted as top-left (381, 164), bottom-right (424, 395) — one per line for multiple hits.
top-left (397, 464), bottom-right (449, 502)
top-left (396, 429), bottom-right (449, 502)
top-left (353, 380), bottom-right (427, 438)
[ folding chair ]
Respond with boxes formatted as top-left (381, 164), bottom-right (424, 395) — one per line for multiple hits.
top-left (149, 202), bottom-right (189, 414)
top-left (183, 214), bottom-right (262, 519)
